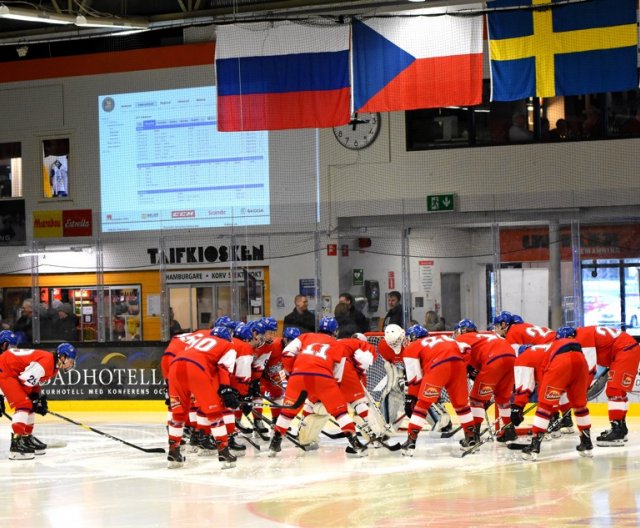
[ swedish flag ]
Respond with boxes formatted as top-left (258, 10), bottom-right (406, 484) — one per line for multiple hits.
top-left (488, 0), bottom-right (638, 100)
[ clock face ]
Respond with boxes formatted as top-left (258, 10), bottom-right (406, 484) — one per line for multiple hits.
top-left (333, 112), bottom-right (381, 150)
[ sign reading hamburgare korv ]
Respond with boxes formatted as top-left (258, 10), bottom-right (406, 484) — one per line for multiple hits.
top-left (165, 269), bottom-right (264, 284)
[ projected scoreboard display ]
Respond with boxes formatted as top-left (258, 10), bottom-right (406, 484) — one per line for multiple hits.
top-left (98, 87), bottom-right (269, 233)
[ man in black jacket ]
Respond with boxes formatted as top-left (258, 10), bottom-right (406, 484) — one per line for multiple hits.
top-left (383, 291), bottom-right (403, 329)
top-left (283, 295), bottom-right (316, 333)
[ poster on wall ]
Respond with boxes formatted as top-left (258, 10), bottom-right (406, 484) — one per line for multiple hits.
top-left (419, 260), bottom-right (434, 297)
top-left (0, 199), bottom-right (25, 245)
top-left (42, 138), bottom-right (70, 199)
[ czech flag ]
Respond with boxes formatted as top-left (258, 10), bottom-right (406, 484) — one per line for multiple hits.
top-left (353, 6), bottom-right (484, 113)
top-left (215, 21), bottom-right (351, 131)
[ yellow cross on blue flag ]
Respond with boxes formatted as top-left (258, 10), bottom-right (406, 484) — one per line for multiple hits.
top-left (487, 0), bottom-right (638, 101)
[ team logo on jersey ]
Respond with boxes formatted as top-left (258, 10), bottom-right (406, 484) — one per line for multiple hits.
top-left (478, 384), bottom-right (495, 396)
top-left (622, 373), bottom-right (634, 388)
top-left (169, 396), bottom-right (180, 410)
top-left (422, 386), bottom-right (441, 399)
top-left (543, 386), bottom-right (562, 401)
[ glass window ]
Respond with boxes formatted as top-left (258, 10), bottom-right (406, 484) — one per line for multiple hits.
top-left (0, 142), bottom-right (22, 197)
top-left (42, 138), bottom-right (70, 199)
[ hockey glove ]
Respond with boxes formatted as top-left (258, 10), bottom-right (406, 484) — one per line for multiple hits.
top-left (30, 393), bottom-right (48, 416)
top-left (404, 395), bottom-right (418, 418)
top-left (218, 385), bottom-right (241, 409)
top-left (510, 405), bottom-right (524, 427)
top-left (248, 379), bottom-right (261, 398)
top-left (467, 365), bottom-right (479, 381)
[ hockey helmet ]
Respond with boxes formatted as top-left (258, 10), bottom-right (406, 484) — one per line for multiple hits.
top-left (261, 317), bottom-right (278, 332)
top-left (214, 315), bottom-right (238, 330)
top-left (556, 326), bottom-right (577, 339)
top-left (456, 319), bottom-right (477, 333)
top-left (318, 316), bottom-right (338, 335)
top-left (56, 342), bottom-right (77, 372)
top-left (510, 314), bottom-right (524, 324)
top-left (407, 324), bottom-right (429, 340)
top-left (0, 330), bottom-right (18, 347)
top-left (210, 326), bottom-right (233, 342)
top-left (493, 311), bottom-right (513, 326)
top-left (283, 327), bottom-right (301, 342)
top-left (232, 322), bottom-right (254, 341)
top-left (384, 324), bottom-right (406, 355)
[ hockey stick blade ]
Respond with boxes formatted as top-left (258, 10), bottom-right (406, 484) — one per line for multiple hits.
top-left (238, 433), bottom-right (261, 451)
top-left (440, 425), bottom-right (462, 439)
top-left (48, 411), bottom-right (166, 454)
top-left (252, 411), bottom-right (308, 451)
top-left (506, 443), bottom-right (529, 451)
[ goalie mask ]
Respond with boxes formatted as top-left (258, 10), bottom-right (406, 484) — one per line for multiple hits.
top-left (384, 324), bottom-right (406, 355)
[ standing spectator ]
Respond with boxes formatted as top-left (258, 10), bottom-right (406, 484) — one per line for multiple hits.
top-left (548, 118), bottom-right (571, 141)
top-left (508, 112), bottom-right (533, 142)
top-left (338, 292), bottom-right (369, 333)
top-left (169, 307), bottom-right (183, 336)
top-left (51, 303), bottom-right (78, 341)
top-left (283, 294), bottom-right (315, 333)
top-left (424, 310), bottom-right (445, 332)
top-left (382, 291), bottom-right (403, 329)
top-left (13, 299), bottom-right (33, 343)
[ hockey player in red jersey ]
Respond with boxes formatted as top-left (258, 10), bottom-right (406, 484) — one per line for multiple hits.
top-left (268, 316), bottom-right (373, 457)
top-left (249, 325), bottom-right (300, 436)
top-left (573, 325), bottom-right (640, 446)
top-left (454, 319), bottom-right (516, 444)
top-left (493, 311), bottom-right (556, 353)
top-left (0, 340), bottom-right (76, 460)
top-left (511, 327), bottom-right (593, 461)
top-left (166, 326), bottom-right (239, 469)
top-left (222, 320), bottom-right (266, 454)
top-left (392, 328), bottom-right (475, 456)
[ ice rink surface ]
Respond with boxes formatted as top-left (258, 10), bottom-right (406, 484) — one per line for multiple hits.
top-left (1, 412), bottom-right (639, 528)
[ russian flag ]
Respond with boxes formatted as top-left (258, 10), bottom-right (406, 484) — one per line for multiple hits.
top-left (215, 22), bottom-right (351, 131)
top-left (353, 6), bottom-right (484, 113)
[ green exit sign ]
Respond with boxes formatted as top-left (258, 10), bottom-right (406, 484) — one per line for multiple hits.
top-left (427, 194), bottom-right (455, 212)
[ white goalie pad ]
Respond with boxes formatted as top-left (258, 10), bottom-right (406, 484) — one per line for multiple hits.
top-left (297, 413), bottom-right (331, 445)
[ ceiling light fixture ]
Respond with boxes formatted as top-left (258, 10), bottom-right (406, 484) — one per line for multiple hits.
top-left (75, 14), bottom-right (149, 30)
top-left (0, 5), bottom-right (75, 25)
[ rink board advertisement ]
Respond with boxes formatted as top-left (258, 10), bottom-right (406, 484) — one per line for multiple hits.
top-left (42, 343), bottom-right (165, 400)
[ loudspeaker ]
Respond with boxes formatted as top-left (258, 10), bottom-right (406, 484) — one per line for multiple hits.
top-left (364, 280), bottom-right (380, 312)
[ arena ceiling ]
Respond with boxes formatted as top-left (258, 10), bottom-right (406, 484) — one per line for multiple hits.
top-left (0, 0), bottom-right (481, 59)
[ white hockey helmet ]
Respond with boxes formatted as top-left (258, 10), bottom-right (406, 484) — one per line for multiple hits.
top-left (384, 324), bottom-right (405, 355)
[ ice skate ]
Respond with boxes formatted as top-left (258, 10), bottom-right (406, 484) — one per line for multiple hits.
top-left (521, 433), bottom-right (544, 461)
top-left (25, 435), bottom-right (47, 455)
top-left (228, 434), bottom-right (247, 457)
top-left (596, 420), bottom-right (627, 447)
top-left (345, 433), bottom-right (368, 458)
top-left (576, 429), bottom-right (593, 457)
top-left (217, 446), bottom-right (237, 469)
top-left (268, 432), bottom-right (283, 458)
top-left (496, 424), bottom-right (517, 446)
top-left (196, 433), bottom-right (218, 457)
top-left (400, 434), bottom-right (417, 457)
top-left (459, 425), bottom-right (480, 451)
top-left (9, 434), bottom-right (35, 460)
top-left (167, 444), bottom-right (185, 469)
top-left (560, 410), bottom-right (575, 435)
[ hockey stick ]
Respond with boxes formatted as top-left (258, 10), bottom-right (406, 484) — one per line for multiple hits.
top-left (507, 409), bottom-right (569, 451)
top-left (587, 368), bottom-right (609, 401)
top-left (459, 403), bottom-right (537, 458)
top-left (2, 410), bottom-right (67, 448)
top-left (254, 411), bottom-right (308, 451)
top-left (246, 390), bottom-right (308, 410)
top-left (47, 411), bottom-right (166, 454)
top-left (235, 432), bottom-right (261, 451)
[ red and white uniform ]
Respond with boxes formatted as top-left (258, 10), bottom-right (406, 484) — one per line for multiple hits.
top-left (0, 347), bottom-right (57, 435)
top-left (402, 335), bottom-right (474, 437)
top-left (161, 330), bottom-right (209, 379)
top-left (455, 331), bottom-right (515, 426)
top-left (166, 334), bottom-right (236, 449)
top-left (377, 338), bottom-right (404, 366)
top-left (274, 332), bottom-right (372, 436)
top-left (575, 326), bottom-right (640, 422)
top-left (503, 322), bottom-right (556, 354)
top-left (526, 337), bottom-right (591, 436)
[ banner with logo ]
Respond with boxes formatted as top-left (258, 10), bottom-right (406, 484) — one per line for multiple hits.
top-left (33, 209), bottom-right (92, 238)
top-left (42, 343), bottom-right (165, 400)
